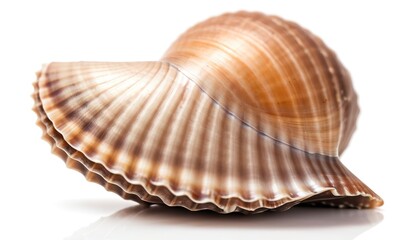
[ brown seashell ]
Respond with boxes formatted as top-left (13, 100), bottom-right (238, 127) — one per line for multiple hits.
top-left (33, 11), bottom-right (383, 213)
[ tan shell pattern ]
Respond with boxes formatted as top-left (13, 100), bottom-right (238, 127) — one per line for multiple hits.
top-left (33, 12), bottom-right (383, 213)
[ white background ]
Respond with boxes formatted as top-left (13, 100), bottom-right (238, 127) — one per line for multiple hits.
top-left (1, 0), bottom-right (419, 239)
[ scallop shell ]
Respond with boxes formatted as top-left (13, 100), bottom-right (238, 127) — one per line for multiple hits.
top-left (33, 12), bottom-right (383, 213)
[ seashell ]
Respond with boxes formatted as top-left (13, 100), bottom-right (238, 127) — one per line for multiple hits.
top-left (33, 11), bottom-right (383, 213)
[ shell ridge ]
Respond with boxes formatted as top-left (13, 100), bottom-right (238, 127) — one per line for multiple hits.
top-left (115, 63), bottom-right (174, 176)
top-left (128, 65), bottom-right (185, 179)
top-left (38, 62), bottom-right (140, 126)
top-left (145, 70), bottom-right (190, 182)
top-left (155, 75), bottom-right (202, 188)
top-left (40, 62), bottom-right (121, 88)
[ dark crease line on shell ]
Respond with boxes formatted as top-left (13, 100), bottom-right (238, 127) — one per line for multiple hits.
top-left (166, 62), bottom-right (338, 158)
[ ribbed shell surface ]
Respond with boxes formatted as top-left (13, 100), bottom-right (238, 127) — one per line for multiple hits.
top-left (33, 12), bottom-right (383, 213)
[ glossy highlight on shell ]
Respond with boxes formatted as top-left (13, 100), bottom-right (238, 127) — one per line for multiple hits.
top-left (33, 11), bottom-right (383, 213)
